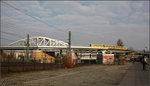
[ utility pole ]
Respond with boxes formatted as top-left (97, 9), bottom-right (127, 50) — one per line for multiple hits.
top-left (26, 34), bottom-right (29, 61)
top-left (68, 31), bottom-right (71, 52)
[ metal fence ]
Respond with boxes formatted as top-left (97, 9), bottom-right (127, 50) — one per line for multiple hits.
top-left (0, 52), bottom-right (85, 74)
top-left (1, 54), bottom-right (66, 74)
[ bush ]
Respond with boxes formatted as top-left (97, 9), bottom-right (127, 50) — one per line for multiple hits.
top-left (63, 52), bottom-right (74, 68)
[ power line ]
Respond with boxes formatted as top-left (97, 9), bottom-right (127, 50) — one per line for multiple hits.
top-left (2, 2), bottom-right (50, 27)
top-left (2, 2), bottom-right (67, 33)
top-left (2, 2), bottom-right (111, 45)
top-left (1, 31), bottom-right (21, 37)
top-left (2, 21), bottom-right (43, 37)
top-left (1, 37), bottom-right (15, 41)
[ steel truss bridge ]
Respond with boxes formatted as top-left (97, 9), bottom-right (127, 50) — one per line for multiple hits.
top-left (0, 36), bottom-right (107, 50)
top-left (0, 36), bottom-right (129, 53)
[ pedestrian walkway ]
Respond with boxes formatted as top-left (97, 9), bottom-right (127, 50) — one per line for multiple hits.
top-left (118, 62), bottom-right (149, 86)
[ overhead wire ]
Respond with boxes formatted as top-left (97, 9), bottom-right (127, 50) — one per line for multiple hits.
top-left (2, 1), bottom-right (70, 45)
top-left (1, 31), bottom-right (21, 37)
top-left (1, 22), bottom-right (26, 42)
top-left (2, 2), bottom-right (113, 45)
top-left (1, 37), bottom-right (15, 41)
top-left (1, 21), bottom-right (44, 37)
top-left (1, 22), bottom-right (26, 39)
top-left (2, 2), bottom-right (67, 34)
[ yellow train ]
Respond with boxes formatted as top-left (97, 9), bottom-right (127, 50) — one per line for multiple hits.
top-left (90, 44), bottom-right (128, 50)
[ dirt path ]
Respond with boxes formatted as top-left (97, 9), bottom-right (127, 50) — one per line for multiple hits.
top-left (1, 63), bottom-right (132, 86)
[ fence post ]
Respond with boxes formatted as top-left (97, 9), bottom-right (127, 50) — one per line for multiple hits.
top-left (8, 55), bottom-right (10, 73)
top-left (34, 57), bottom-right (36, 70)
top-left (22, 56), bottom-right (24, 72)
top-left (43, 58), bottom-right (45, 70)
top-left (80, 51), bottom-right (83, 65)
top-left (118, 54), bottom-right (120, 65)
top-left (89, 53), bottom-right (91, 64)
top-left (49, 58), bottom-right (52, 69)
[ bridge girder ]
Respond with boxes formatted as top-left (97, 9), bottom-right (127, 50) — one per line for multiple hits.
top-left (8, 36), bottom-right (68, 47)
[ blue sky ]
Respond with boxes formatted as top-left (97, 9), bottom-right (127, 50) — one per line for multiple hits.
top-left (1, 1), bottom-right (149, 50)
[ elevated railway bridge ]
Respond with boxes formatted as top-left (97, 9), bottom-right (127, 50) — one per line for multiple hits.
top-left (0, 36), bottom-right (129, 63)
top-left (0, 36), bottom-right (128, 51)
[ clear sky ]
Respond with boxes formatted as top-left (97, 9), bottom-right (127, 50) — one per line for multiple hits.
top-left (1, 1), bottom-right (149, 50)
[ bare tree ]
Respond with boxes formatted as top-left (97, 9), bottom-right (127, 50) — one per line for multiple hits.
top-left (117, 39), bottom-right (124, 46)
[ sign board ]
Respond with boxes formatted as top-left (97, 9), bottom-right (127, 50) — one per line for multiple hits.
top-left (103, 54), bottom-right (114, 64)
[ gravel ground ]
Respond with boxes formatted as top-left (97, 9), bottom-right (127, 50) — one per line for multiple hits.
top-left (1, 63), bottom-right (132, 86)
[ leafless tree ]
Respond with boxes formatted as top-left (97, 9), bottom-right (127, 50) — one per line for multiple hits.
top-left (117, 39), bottom-right (124, 46)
